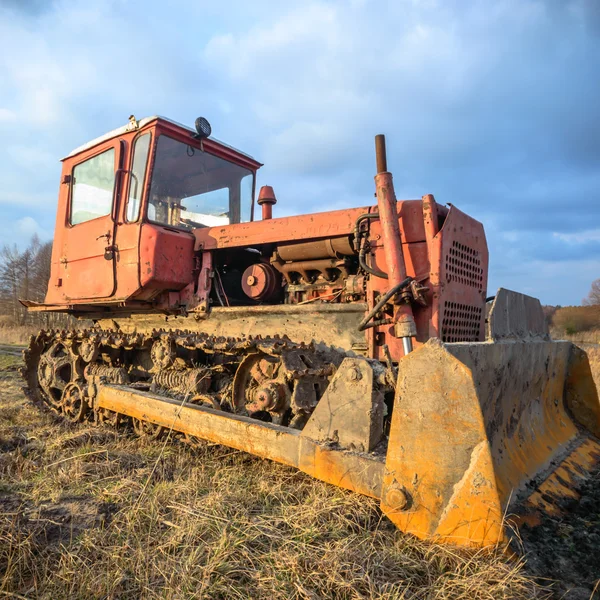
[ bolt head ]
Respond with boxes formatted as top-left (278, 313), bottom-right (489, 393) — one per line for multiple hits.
top-left (385, 486), bottom-right (409, 511)
top-left (348, 366), bottom-right (362, 381)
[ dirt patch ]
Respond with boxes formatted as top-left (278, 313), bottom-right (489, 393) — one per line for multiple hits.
top-left (0, 430), bottom-right (29, 453)
top-left (520, 464), bottom-right (600, 599)
top-left (1, 494), bottom-right (117, 546)
top-left (56, 427), bottom-right (119, 449)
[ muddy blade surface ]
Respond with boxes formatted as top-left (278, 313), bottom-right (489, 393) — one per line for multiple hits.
top-left (380, 339), bottom-right (600, 548)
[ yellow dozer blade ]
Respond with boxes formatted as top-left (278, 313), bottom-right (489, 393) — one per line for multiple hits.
top-left (93, 290), bottom-right (600, 547)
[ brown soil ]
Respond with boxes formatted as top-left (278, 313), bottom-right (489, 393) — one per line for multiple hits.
top-left (520, 464), bottom-right (600, 599)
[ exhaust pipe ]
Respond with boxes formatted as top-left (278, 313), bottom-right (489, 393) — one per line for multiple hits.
top-left (374, 135), bottom-right (416, 353)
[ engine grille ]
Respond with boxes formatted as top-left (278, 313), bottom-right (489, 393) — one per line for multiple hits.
top-left (441, 301), bottom-right (482, 343)
top-left (445, 241), bottom-right (484, 290)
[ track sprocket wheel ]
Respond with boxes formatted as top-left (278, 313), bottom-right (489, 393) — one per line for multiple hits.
top-left (61, 382), bottom-right (90, 423)
top-left (37, 341), bottom-right (81, 410)
top-left (232, 352), bottom-right (291, 425)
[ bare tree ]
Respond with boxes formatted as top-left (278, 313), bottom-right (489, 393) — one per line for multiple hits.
top-left (0, 244), bottom-right (25, 323)
top-left (583, 279), bottom-right (600, 306)
top-left (0, 236), bottom-right (62, 327)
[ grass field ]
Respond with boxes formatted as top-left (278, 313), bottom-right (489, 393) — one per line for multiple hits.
top-left (0, 351), bottom-right (564, 600)
top-left (2, 343), bottom-right (600, 599)
top-left (551, 329), bottom-right (600, 344)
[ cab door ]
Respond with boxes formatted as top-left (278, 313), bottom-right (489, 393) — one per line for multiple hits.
top-left (113, 131), bottom-right (152, 299)
top-left (60, 141), bottom-right (123, 300)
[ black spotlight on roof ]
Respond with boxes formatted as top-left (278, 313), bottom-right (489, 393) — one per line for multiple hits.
top-left (194, 117), bottom-right (212, 139)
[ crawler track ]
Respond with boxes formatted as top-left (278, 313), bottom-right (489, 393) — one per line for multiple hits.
top-left (22, 327), bottom-right (347, 437)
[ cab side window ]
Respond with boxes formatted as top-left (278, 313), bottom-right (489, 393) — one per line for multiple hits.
top-left (70, 148), bottom-right (116, 225)
top-left (126, 133), bottom-right (151, 222)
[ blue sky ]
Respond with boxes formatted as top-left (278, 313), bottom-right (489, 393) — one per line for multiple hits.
top-left (0, 0), bottom-right (598, 305)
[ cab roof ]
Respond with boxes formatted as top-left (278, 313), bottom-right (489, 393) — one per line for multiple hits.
top-left (63, 115), bottom-right (258, 163)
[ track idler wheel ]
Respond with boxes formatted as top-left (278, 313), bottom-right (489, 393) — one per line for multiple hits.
top-left (96, 408), bottom-right (122, 428)
top-left (61, 382), bottom-right (90, 423)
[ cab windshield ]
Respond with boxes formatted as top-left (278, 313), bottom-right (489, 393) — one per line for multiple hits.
top-left (148, 135), bottom-right (254, 228)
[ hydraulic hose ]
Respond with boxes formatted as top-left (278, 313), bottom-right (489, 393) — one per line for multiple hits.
top-left (353, 212), bottom-right (380, 250)
top-left (354, 213), bottom-right (389, 279)
top-left (358, 277), bottom-right (413, 332)
top-left (359, 239), bottom-right (388, 279)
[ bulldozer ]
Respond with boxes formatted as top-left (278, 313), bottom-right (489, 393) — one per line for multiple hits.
top-left (21, 114), bottom-right (600, 548)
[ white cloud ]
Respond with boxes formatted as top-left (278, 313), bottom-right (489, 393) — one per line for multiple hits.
top-left (554, 230), bottom-right (600, 244)
top-left (16, 216), bottom-right (51, 239)
top-left (489, 256), bottom-right (600, 306)
top-left (0, 216), bottom-right (52, 248)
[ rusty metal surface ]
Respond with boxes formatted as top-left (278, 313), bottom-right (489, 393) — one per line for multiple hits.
top-left (99, 384), bottom-right (303, 465)
top-left (431, 205), bottom-right (488, 343)
top-left (45, 117), bottom-right (260, 309)
top-left (300, 357), bottom-right (385, 452)
top-left (487, 288), bottom-right (549, 341)
top-left (138, 225), bottom-right (195, 291)
top-left (257, 185), bottom-right (276, 220)
top-left (275, 237), bottom-right (354, 262)
top-left (193, 200), bottom-right (427, 252)
top-left (575, 342), bottom-right (600, 393)
top-left (520, 436), bottom-right (600, 522)
top-left (25, 326), bottom-right (350, 432)
top-left (371, 135), bottom-right (417, 350)
top-left (382, 339), bottom-right (505, 546)
top-left (565, 343), bottom-right (600, 438)
top-left (375, 134), bottom-right (387, 174)
top-left (241, 263), bottom-right (280, 301)
top-left (29, 114), bottom-right (600, 551)
top-left (98, 304), bottom-right (369, 353)
top-left (421, 194), bottom-right (439, 244)
top-left (374, 179), bottom-right (408, 288)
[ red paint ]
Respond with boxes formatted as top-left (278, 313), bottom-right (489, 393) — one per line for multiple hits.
top-left (257, 185), bottom-right (277, 220)
top-left (138, 225), bottom-right (195, 291)
top-left (37, 115), bottom-right (489, 366)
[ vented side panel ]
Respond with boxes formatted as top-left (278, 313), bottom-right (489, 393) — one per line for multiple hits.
top-left (434, 206), bottom-right (488, 342)
top-left (441, 301), bottom-right (483, 343)
top-left (446, 241), bottom-right (484, 290)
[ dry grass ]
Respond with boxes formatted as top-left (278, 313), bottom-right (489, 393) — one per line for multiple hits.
top-left (0, 325), bottom-right (37, 346)
top-left (0, 355), bottom-right (556, 600)
top-left (551, 306), bottom-right (600, 339)
top-left (551, 328), bottom-right (600, 344)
